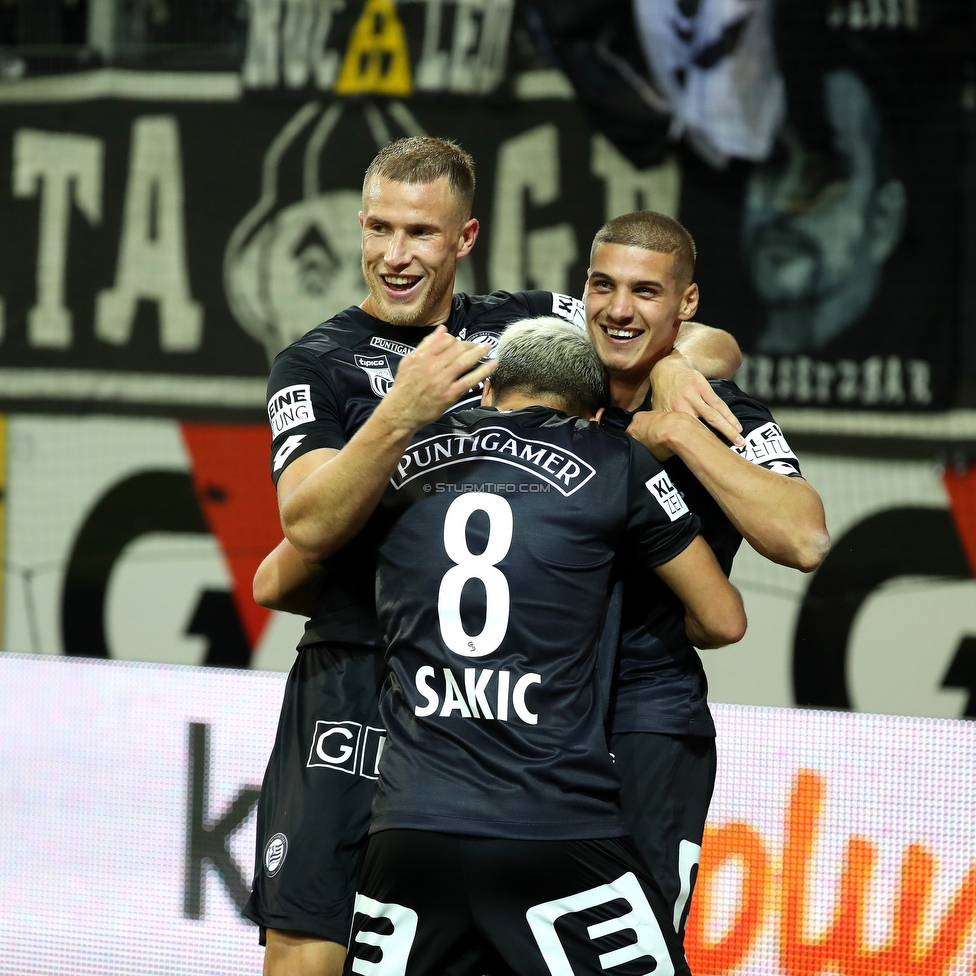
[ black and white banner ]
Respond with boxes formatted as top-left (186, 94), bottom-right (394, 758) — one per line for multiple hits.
top-left (0, 1), bottom-right (964, 412)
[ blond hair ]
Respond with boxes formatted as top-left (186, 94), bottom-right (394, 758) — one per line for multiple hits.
top-left (363, 136), bottom-right (475, 218)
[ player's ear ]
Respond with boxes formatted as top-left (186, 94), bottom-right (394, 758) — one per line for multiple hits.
top-left (457, 218), bottom-right (479, 258)
top-left (481, 378), bottom-right (494, 406)
top-left (678, 282), bottom-right (699, 321)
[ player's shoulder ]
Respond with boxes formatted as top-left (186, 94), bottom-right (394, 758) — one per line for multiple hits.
top-left (707, 379), bottom-right (779, 428)
top-left (561, 414), bottom-right (648, 482)
top-left (271, 306), bottom-right (375, 367)
top-left (453, 290), bottom-right (586, 334)
top-left (710, 380), bottom-right (803, 474)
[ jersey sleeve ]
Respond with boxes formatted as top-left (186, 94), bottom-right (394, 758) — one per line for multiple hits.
top-left (714, 381), bottom-right (803, 478)
top-left (624, 438), bottom-right (702, 570)
top-left (266, 348), bottom-right (346, 485)
top-left (518, 290), bottom-right (587, 330)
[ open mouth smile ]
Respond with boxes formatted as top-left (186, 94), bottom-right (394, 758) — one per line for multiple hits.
top-left (382, 274), bottom-right (423, 298)
top-left (600, 325), bottom-right (642, 342)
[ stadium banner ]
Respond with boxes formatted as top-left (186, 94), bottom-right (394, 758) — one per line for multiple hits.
top-left (0, 413), bottom-right (305, 670)
top-left (714, 448), bottom-right (976, 720)
top-left (0, 0), bottom-right (962, 413)
top-left (1, 653), bottom-right (974, 976)
top-left (5, 412), bottom-right (976, 721)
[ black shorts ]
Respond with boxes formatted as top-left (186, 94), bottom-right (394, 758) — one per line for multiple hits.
top-left (610, 732), bottom-right (717, 939)
top-left (243, 642), bottom-right (385, 945)
top-left (344, 829), bottom-right (690, 976)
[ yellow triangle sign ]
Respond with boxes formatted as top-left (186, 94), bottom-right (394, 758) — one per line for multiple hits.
top-left (334, 0), bottom-right (413, 96)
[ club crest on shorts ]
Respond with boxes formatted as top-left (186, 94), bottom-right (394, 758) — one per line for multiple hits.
top-left (354, 354), bottom-right (395, 397)
top-left (264, 833), bottom-right (288, 877)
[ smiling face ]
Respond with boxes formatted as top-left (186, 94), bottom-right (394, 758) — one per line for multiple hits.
top-left (359, 174), bottom-right (479, 327)
top-left (584, 243), bottom-right (699, 381)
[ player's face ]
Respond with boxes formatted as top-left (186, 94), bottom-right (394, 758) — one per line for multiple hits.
top-left (360, 175), bottom-right (478, 327)
top-left (584, 244), bottom-right (699, 379)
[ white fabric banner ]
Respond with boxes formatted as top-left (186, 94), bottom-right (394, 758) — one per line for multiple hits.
top-left (634, 0), bottom-right (785, 165)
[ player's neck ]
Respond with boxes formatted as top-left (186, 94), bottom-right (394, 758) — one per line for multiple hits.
top-left (493, 392), bottom-right (575, 415)
top-left (608, 374), bottom-right (651, 413)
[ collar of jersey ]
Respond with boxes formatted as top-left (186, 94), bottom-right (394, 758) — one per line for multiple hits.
top-left (458, 404), bottom-right (589, 429)
top-left (346, 304), bottom-right (446, 344)
top-left (601, 387), bottom-right (652, 431)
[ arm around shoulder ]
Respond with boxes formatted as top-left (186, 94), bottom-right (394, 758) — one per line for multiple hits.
top-left (276, 328), bottom-right (496, 564)
top-left (628, 411), bottom-right (830, 573)
top-left (672, 321), bottom-right (742, 379)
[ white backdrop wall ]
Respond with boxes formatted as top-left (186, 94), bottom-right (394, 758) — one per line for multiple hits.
top-left (706, 452), bottom-right (976, 717)
top-left (1, 655), bottom-right (975, 976)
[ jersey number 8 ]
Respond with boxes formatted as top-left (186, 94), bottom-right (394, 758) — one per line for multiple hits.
top-left (437, 493), bottom-right (512, 658)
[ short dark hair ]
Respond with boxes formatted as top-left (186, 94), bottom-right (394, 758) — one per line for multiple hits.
top-left (492, 317), bottom-right (609, 417)
top-left (590, 211), bottom-right (696, 285)
top-left (363, 136), bottom-right (475, 218)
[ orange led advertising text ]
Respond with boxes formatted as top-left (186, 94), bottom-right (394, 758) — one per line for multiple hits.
top-left (686, 770), bottom-right (976, 976)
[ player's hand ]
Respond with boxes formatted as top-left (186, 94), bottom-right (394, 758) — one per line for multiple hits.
top-left (625, 410), bottom-right (683, 462)
top-left (380, 326), bottom-right (496, 432)
top-left (649, 354), bottom-right (744, 446)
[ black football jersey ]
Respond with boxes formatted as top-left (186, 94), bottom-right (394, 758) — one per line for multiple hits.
top-left (265, 291), bottom-right (586, 648)
top-left (368, 406), bottom-right (701, 840)
top-left (604, 380), bottom-right (803, 737)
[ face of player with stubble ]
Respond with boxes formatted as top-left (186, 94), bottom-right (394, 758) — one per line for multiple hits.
top-left (360, 174), bottom-right (478, 327)
top-left (584, 243), bottom-right (699, 383)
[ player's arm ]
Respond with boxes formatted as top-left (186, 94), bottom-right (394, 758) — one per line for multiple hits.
top-left (653, 536), bottom-right (747, 648)
top-left (672, 321), bottom-right (742, 378)
top-left (279, 327), bottom-right (495, 563)
top-left (253, 538), bottom-right (324, 615)
top-left (626, 440), bottom-right (745, 647)
top-left (650, 322), bottom-right (744, 446)
top-left (628, 411), bottom-right (830, 572)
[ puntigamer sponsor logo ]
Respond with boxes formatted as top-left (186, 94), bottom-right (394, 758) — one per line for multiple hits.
top-left (392, 427), bottom-right (596, 496)
top-left (370, 335), bottom-right (414, 358)
top-left (268, 384), bottom-right (315, 435)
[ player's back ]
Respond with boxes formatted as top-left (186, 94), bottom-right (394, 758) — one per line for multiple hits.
top-left (265, 291), bottom-right (577, 651)
top-left (370, 405), bottom-right (699, 841)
